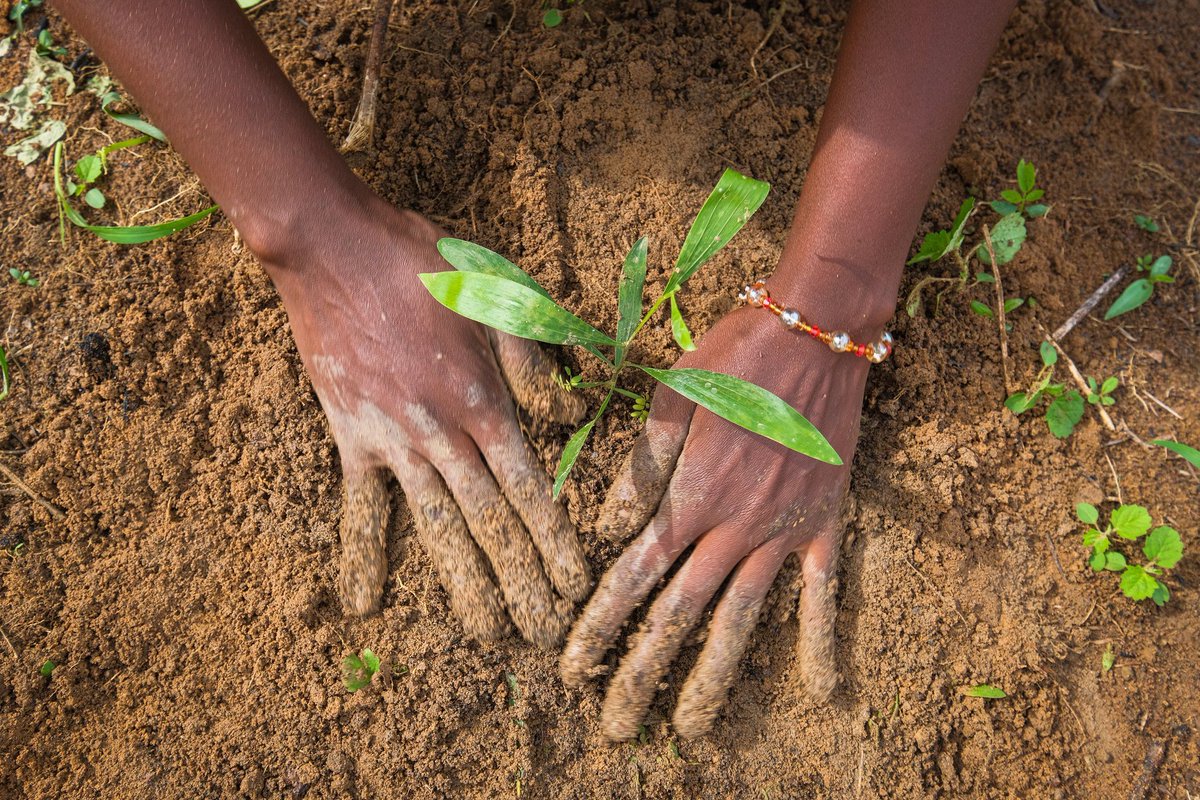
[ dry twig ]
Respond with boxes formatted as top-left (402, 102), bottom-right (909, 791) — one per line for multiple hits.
top-left (1037, 323), bottom-right (1117, 432)
top-left (1053, 264), bottom-right (1130, 341)
top-left (342, 0), bottom-right (396, 153)
top-left (0, 461), bottom-right (64, 519)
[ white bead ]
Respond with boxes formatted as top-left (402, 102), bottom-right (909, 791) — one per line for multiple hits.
top-left (829, 331), bottom-right (852, 352)
top-left (780, 310), bottom-right (800, 328)
top-left (880, 331), bottom-right (894, 347)
top-left (746, 288), bottom-right (765, 307)
top-left (867, 341), bottom-right (890, 363)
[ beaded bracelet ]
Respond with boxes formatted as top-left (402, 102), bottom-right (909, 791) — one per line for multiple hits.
top-left (738, 281), bottom-right (894, 364)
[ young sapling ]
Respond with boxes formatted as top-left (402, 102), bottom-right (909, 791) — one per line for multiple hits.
top-left (1005, 341), bottom-right (1084, 438)
top-left (1133, 214), bottom-right (1159, 233)
top-left (1084, 375), bottom-right (1118, 407)
top-left (422, 169), bottom-right (842, 496)
top-left (988, 159), bottom-right (1048, 218)
top-left (9, 268), bottom-right (40, 286)
top-left (1076, 502), bottom-right (1183, 606)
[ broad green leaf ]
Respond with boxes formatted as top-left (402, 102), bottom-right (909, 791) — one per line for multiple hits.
top-left (553, 420), bottom-right (595, 498)
top-left (75, 154), bottom-right (102, 184)
top-left (437, 238), bottom-right (551, 299)
top-left (1148, 255), bottom-right (1172, 278)
top-left (542, 7), bottom-right (563, 26)
top-left (1045, 390), bottom-right (1083, 439)
top-left (615, 236), bottom-right (647, 364)
top-left (965, 684), bottom-right (1006, 699)
top-left (975, 271), bottom-right (994, 283)
top-left (84, 188), bottom-right (105, 209)
top-left (989, 200), bottom-right (1018, 215)
top-left (1016, 159), bottom-right (1036, 195)
top-left (1104, 279), bottom-right (1152, 319)
top-left (978, 213), bottom-right (1027, 266)
top-left (419, 272), bottom-right (616, 348)
top-left (362, 648), bottom-right (380, 673)
top-left (666, 169), bottom-right (770, 294)
top-left (1143, 526), bottom-right (1182, 569)
top-left (1076, 502), bottom-right (1098, 525)
top-left (638, 366), bottom-right (840, 465)
top-left (970, 300), bottom-right (993, 318)
top-left (1119, 565), bottom-right (1158, 601)
top-left (1005, 392), bottom-right (1034, 415)
top-left (101, 91), bottom-right (166, 142)
top-left (1003, 297), bottom-right (1025, 313)
top-left (1110, 504), bottom-right (1151, 540)
top-left (1151, 581), bottom-right (1170, 606)
top-left (669, 295), bottom-right (696, 352)
top-left (907, 198), bottom-right (974, 265)
top-left (1089, 550), bottom-right (1106, 571)
top-left (1040, 341), bottom-right (1057, 366)
top-left (1081, 528), bottom-right (1103, 548)
top-left (342, 654), bottom-right (372, 691)
top-left (1104, 551), bottom-right (1126, 571)
top-left (1151, 439), bottom-right (1200, 469)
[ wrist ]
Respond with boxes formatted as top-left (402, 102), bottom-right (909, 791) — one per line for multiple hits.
top-left (766, 251), bottom-right (903, 342)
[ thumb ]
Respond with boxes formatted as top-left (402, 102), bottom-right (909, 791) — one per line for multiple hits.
top-left (489, 330), bottom-right (586, 425)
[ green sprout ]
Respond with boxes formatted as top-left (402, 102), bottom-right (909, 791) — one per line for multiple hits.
top-left (9, 268), bottom-right (39, 287)
top-left (422, 169), bottom-right (841, 497)
top-left (341, 648), bottom-right (380, 692)
top-left (541, 0), bottom-right (585, 27)
top-left (1084, 375), bottom-right (1118, 407)
top-left (1004, 341), bottom-right (1084, 439)
top-left (0, 344), bottom-right (10, 402)
top-left (34, 27), bottom-right (66, 58)
top-left (1105, 254), bottom-right (1173, 320)
top-left (988, 159), bottom-right (1048, 218)
top-left (1133, 214), bottom-right (1159, 233)
top-left (39, 659), bottom-right (56, 677)
top-left (1076, 503), bottom-right (1183, 606)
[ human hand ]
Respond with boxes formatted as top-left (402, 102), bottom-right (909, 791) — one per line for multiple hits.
top-left (262, 194), bottom-right (591, 647)
top-left (560, 303), bottom-right (869, 738)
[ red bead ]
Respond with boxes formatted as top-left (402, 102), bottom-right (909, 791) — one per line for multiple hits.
top-left (855, 344), bottom-right (866, 357)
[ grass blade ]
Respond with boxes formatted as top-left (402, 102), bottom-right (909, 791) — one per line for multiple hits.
top-left (615, 236), bottom-right (647, 364)
top-left (420, 271), bottom-right (617, 348)
top-left (665, 169), bottom-right (769, 294)
top-left (437, 238), bottom-right (553, 299)
top-left (1151, 439), bottom-right (1200, 469)
top-left (669, 295), bottom-right (696, 351)
top-left (637, 366), bottom-right (840, 464)
top-left (102, 92), bottom-right (166, 142)
top-left (965, 684), bottom-right (1006, 699)
top-left (553, 420), bottom-right (595, 498)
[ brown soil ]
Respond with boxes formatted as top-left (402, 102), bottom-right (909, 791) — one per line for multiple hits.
top-left (3, 1), bottom-right (1199, 797)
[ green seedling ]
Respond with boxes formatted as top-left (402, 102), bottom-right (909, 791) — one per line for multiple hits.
top-left (1005, 341), bottom-right (1084, 438)
top-left (964, 684), bottom-right (1006, 699)
top-left (53, 141), bottom-right (218, 244)
top-left (1076, 502), bottom-right (1183, 606)
top-left (341, 648), bottom-right (380, 692)
top-left (34, 27), bottom-right (66, 59)
top-left (1084, 375), bottom-right (1118, 407)
top-left (906, 162), bottom-right (1045, 317)
top-left (1134, 214), bottom-right (1159, 233)
top-left (422, 169), bottom-right (841, 497)
top-left (969, 294), bottom-right (1024, 332)
top-left (9, 268), bottom-right (40, 287)
top-left (1105, 255), bottom-right (1173, 320)
top-left (0, 344), bottom-right (10, 402)
top-left (38, 659), bottom-right (55, 677)
top-left (988, 159), bottom-right (1048, 218)
top-left (1151, 439), bottom-right (1200, 469)
top-left (541, 0), bottom-right (585, 27)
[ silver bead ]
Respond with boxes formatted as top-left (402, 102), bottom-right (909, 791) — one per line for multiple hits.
top-left (867, 341), bottom-right (890, 363)
top-left (780, 309), bottom-right (801, 328)
top-left (746, 288), bottom-right (765, 307)
top-left (829, 331), bottom-right (852, 352)
top-left (880, 331), bottom-right (894, 347)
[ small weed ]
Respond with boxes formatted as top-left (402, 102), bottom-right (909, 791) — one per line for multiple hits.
top-left (424, 170), bottom-right (841, 496)
top-left (988, 159), bottom-right (1048, 218)
top-left (1133, 214), bottom-right (1159, 233)
top-left (541, 0), bottom-right (585, 27)
top-left (1151, 439), bottom-right (1200, 469)
top-left (34, 27), bottom-right (66, 59)
top-left (9, 268), bottom-right (39, 287)
top-left (505, 671), bottom-right (519, 707)
top-left (0, 344), bottom-right (10, 402)
top-left (1101, 643), bottom-right (1115, 673)
top-left (1076, 502), bottom-right (1183, 606)
top-left (342, 648), bottom-right (380, 691)
top-left (1084, 375), bottom-right (1118, 407)
top-left (964, 684), bottom-right (1006, 699)
top-left (38, 659), bottom-right (55, 678)
top-left (1105, 254), bottom-right (1173, 320)
top-left (1005, 341), bottom-right (1084, 438)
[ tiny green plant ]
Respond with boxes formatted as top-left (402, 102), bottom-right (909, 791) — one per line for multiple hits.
top-left (988, 159), bottom-right (1048, 218)
top-left (964, 684), bottom-right (1006, 699)
top-left (422, 169), bottom-right (841, 497)
top-left (541, 0), bottom-right (584, 27)
top-left (1105, 254), bottom-right (1173, 320)
top-left (1005, 341), bottom-right (1084, 438)
top-left (1133, 214), bottom-right (1158, 233)
top-left (342, 648), bottom-right (380, 691)
top-left (1076, 502), bottom-right (1183, 606)
top-left (1084, 375), bottom-right (1118, 407)
top-left (905, 161), bottom-right (1046, 318)
top-left (34, 27), bottom-right (67, 59)
top-left (0, 344), bottom-right (10, 402)
top-left (38, 659), bottom-right (56, 677)
top-left (9, 268), bottom-right (39, 287)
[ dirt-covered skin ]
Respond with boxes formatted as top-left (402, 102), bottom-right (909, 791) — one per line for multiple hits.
top-left (2, 1), bottom-right (1199, 798)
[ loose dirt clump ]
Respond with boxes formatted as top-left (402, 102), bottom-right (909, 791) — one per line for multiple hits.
top-left (2, 1), bottom-right (1198, 798)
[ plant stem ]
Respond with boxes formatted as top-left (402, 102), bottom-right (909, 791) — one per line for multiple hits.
top-left (610, 386), bottom-right (642, 401)
top-left (1036, 322), bottom-right (1116, 432)
top-left (623, 291), bottom-right (673, 363)
top-left (980, 224), bottom-right (1014, 395)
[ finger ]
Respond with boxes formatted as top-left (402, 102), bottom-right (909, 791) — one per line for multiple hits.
top-left (490, 330), bottom-right (586, 425)
top-left (672, 536), bottom-right (792, 739)
top-left (477, 419), bottom-right (591, 603)
top-left (337, 465), bottom-right (390, 617)
top-left (393, 454), bottom-right (510, 642)
top-left (599, 525), bottom-right (755, 741)
top-left (559, 500), bottom-right (704, 688)
top-left (432, 440), bottom-right (572, 648)
top-left (595, 387), bottom-right (693, 542)
top-left (797, 529), bottom-right (841, 701)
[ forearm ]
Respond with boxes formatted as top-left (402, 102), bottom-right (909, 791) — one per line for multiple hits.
top-left (50, 0), bottom-right (368, 263)
top-left (774, 0), bottom-right (1018, 334)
